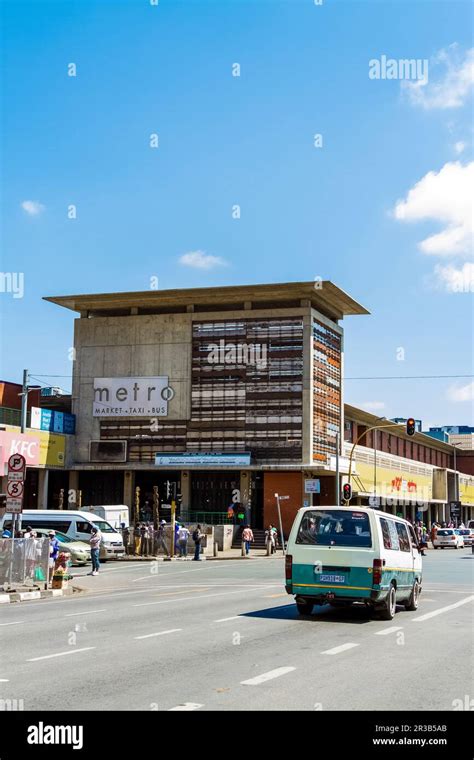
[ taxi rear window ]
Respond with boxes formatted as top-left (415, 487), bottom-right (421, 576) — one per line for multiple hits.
top-left (296, 510), bottom-right (372, 548)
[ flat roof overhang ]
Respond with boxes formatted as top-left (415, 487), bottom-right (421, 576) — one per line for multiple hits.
top-left (44, 280), bottom-right (370, 322)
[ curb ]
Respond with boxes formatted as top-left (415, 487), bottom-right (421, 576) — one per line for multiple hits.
top-left (0, 587), bottom-right (74, 603)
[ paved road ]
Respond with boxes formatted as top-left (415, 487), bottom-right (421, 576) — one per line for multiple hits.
top-left (1, 550), bottom-right (472, 711)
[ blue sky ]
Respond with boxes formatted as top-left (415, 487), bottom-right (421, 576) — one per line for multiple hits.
top-left (1, 0), bottom-right (473, 427)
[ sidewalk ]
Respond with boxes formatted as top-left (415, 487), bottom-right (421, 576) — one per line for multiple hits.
top-left (115, 547), bottom-right (280, 562)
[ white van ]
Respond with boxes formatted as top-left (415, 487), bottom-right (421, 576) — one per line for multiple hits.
top-left (85, 505), bottom-right (130, 530)
top-left (285, 506), bottom-right (422, 620)
top-left (0, 510), bottom-right (125, 561)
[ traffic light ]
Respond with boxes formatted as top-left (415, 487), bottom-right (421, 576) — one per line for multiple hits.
top-left (342, 483), bottom-right (352, 502)
top-left (165, 481), bottom-right (172, 500)
top-left (406, 418), bottom-right (416, 437)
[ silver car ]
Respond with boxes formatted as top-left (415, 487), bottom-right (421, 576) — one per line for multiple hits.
top-left (34, 529), bottom-right (91, 566)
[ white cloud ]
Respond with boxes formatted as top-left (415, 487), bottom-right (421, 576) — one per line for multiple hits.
top-left (434, 262), bottom-right (474, 293)
top-left (179, 250), bottom-right (227, 269)
top-left (447, 381), bottom-right (474, 402)
top-left (402, 45), bottom-right (474, 109)
top-left (454, 140), bottom-right (466, 154)
top-left (360, 401), bottom-right (385, 412)
top-left (21, 200), bottom-right (45, 216)
top-left (393, 161), bottom-right (474, 256)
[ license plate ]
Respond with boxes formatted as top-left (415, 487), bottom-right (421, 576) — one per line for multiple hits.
top-left (320, 574), bottom-right (345, 583)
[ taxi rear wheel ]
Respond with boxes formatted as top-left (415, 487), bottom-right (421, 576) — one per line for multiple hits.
top-left (296, 600), bottom-right (314, 615)
top-left (378, 583), bottom-right (396, 620)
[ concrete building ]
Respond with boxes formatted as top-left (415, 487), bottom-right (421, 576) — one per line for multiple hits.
top-left (45, 281), bottom-right (368, 532)
top-left (44, 281), bottom-right (474, 532)
top-left (344, 406), bottom-right (474, 527)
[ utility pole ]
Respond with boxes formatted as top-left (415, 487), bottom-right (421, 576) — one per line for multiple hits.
top-left (20, 369), bottom-right (29, 434)
top-left (335, 431), bottom-right (340, 505)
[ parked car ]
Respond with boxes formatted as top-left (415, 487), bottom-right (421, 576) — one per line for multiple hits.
top-left (33, 529), bottom-right (91, 566)
top-left (433, 529), bottom-right (465, 549)
top-left (456, 529), bottom-right (474, 547)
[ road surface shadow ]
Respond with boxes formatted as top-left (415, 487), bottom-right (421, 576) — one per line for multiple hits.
top-left (242, 603), bottom-right (374, 625)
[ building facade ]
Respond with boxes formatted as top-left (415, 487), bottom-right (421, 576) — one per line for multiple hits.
top-left (39, 281), bottom-right (474, 532)
top-left (45, 281), bottom-right (367, 533)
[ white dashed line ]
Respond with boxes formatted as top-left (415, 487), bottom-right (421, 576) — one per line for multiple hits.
top-left (321, 643), bottom-right (359, 655)
top-left (64, 609), bottom-right (107, 617)
top-left (169, 703), bottom-right (203, 711)
top-left (214, 616), bottom-right (241, 623)
top-left (0, 621), bottom-right (24, 627)
top-left (134, 628), bottom-right (182, 640)
top-left (27, 647), bottom-right (96, 662)
top-left (0, 679), bottom-right (10, 682)
top-left (412, 595), bottom-right (474, 622)
top-left (241, 667), bottom-right (296, 685)
top-left (374, 626), bottom-right (403, 636)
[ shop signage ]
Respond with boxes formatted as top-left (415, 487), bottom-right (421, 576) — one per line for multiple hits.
top-left (31, 407), bottom-right (76, 435)
top-left (155, 452), bottom-right (251, 467)
top-left (305, 479), bottom-right (320, 493)
top-left (93, 377), bottom-right (174, 417)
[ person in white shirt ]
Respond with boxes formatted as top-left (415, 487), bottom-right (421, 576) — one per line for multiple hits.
top-left (177, 525), bottom-right (190, 559)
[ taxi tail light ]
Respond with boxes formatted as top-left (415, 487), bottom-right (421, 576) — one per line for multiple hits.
top-left (285, 554), bottom-right (293, 581)
top-left (373, 558), bottom-right (385, 585)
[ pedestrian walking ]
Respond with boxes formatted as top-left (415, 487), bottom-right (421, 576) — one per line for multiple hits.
top-left (177, 524), bottom-right (190, 558)
top-left (155, 520), bottom-right (170, 557)
top-left (174, 522), bottom-right (181, 557)
top-left (48, 530), bottom-right (60, 584)
top-left (89, 526), bottom-right (102, 575)
top-left (192, 524), bottom-right (203, 561)
top-left (140, 523), bottom-right (149, 556)
top-left (242, 525), bottom-right (254, 556)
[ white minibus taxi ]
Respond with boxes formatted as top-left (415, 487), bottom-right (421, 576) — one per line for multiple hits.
top-left (285, 506), bottom-right (422, 620)
top-left (0, 510), bottom-right (125, 560)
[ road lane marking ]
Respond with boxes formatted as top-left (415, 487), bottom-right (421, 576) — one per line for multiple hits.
top-left (374, 627), bottom-right (403, 636)
top-left (214, 616), bottom-right (241, 623)
top-left (135, 628), bottom-right (182, 640)
top-left (0, 621), bottom-right (24, 627)
top-left (0, 679), bottom-right (9, 682)
top-left (64, 609), bottom-right (107, 617)
top-left (27, 647), bottom-right (96, 662)
top-left (264, 593), bottom-right (287, 598)
top-left (321, 643), bottom-right (359, 655)
top-left (241, 667), bottom-right (296, 686)
top-left (412, 595), bottom-right (474, 622)
top-left (169, 703), bottom-right (203, 711)
top-left (133, 587), bottom-right (271, 608)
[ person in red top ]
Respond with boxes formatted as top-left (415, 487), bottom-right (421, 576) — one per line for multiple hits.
top-left (242, 525), bottom-right (254, 556)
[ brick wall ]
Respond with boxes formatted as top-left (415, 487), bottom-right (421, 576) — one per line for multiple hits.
top-left (263, 472), bottom-right (303, 536)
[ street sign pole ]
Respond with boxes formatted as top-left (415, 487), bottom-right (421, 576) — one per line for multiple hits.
top-left (275, 493), bottom-right (288, 554)
top-left (6, 453), bottom-right (26, 587)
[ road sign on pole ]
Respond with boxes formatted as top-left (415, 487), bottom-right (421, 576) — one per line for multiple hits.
top-left (6, 453), bottom-right (26, 514)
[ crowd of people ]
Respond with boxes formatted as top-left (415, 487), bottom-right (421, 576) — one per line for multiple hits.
top-left (121, 521), bottom-right (205, 561)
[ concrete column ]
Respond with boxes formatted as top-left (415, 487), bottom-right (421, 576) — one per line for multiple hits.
top-left (38, 470), bottom-right (49, 509)
top-left (240, 471), bottom-right (250, 521)
top-left (123, 471), bottom-right (134, 509)
top-left (68, 471), bottom-right (79, 507)
top-left (180, 470), bottom-right (190, 518)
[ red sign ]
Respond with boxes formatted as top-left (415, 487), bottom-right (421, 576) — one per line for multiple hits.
top-left (8, 453), bottom-right (26, 472)
top-left (7, 480), bottom-right (24, 499)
